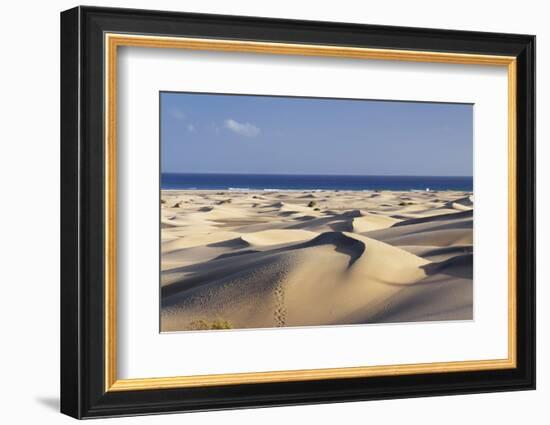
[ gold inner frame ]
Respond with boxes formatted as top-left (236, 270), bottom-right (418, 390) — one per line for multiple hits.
top-left (104, 33), bottom-right (518, 392)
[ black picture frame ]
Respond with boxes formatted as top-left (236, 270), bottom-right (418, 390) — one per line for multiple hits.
top-left (61, 5), bottom-right (535, 419)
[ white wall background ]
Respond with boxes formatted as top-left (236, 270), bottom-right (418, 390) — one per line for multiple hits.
top-left (0, 0), bottom-right (545, 423)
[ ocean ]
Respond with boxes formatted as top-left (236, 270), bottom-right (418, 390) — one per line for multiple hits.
top-left (161, 173), bottom-right (473, 192)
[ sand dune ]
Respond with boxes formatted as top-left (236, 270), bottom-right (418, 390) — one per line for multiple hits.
top-left (365, 210), bottom-right (473, 247)
top-left (160, 189), bottom-right (473, 331)
top-left (242, 229), bottom-right (318, 246)
top-left (352, 212), bottom-right (401, 232)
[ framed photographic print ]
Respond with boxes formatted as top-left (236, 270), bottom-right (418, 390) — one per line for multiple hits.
top-left (60, 6), bottom-right (536, 419)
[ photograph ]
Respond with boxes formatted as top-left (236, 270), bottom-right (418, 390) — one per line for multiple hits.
top-left (59, 5), bottom-right (535, 418)
top-left (159, 92), bottom-right (474, 332)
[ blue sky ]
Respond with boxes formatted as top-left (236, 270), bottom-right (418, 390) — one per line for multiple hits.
top-left (161, 92), bottom-right (473, 176)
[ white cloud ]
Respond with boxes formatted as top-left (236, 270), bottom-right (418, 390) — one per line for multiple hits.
top-left (169, 108), bottom-right (186, 121)
top-left (224, 119), bottom-right (261, 138)
top-left (186, 124), bottom-right (195, 133)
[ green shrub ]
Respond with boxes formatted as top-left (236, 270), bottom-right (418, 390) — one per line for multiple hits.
top-left (210, 319), bottom-right (232, 330)
top-left (187, 319), bottom-right (232, 330)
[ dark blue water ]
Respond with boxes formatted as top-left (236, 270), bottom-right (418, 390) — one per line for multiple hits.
top-left (161, 173), bottom-right (472, 191)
